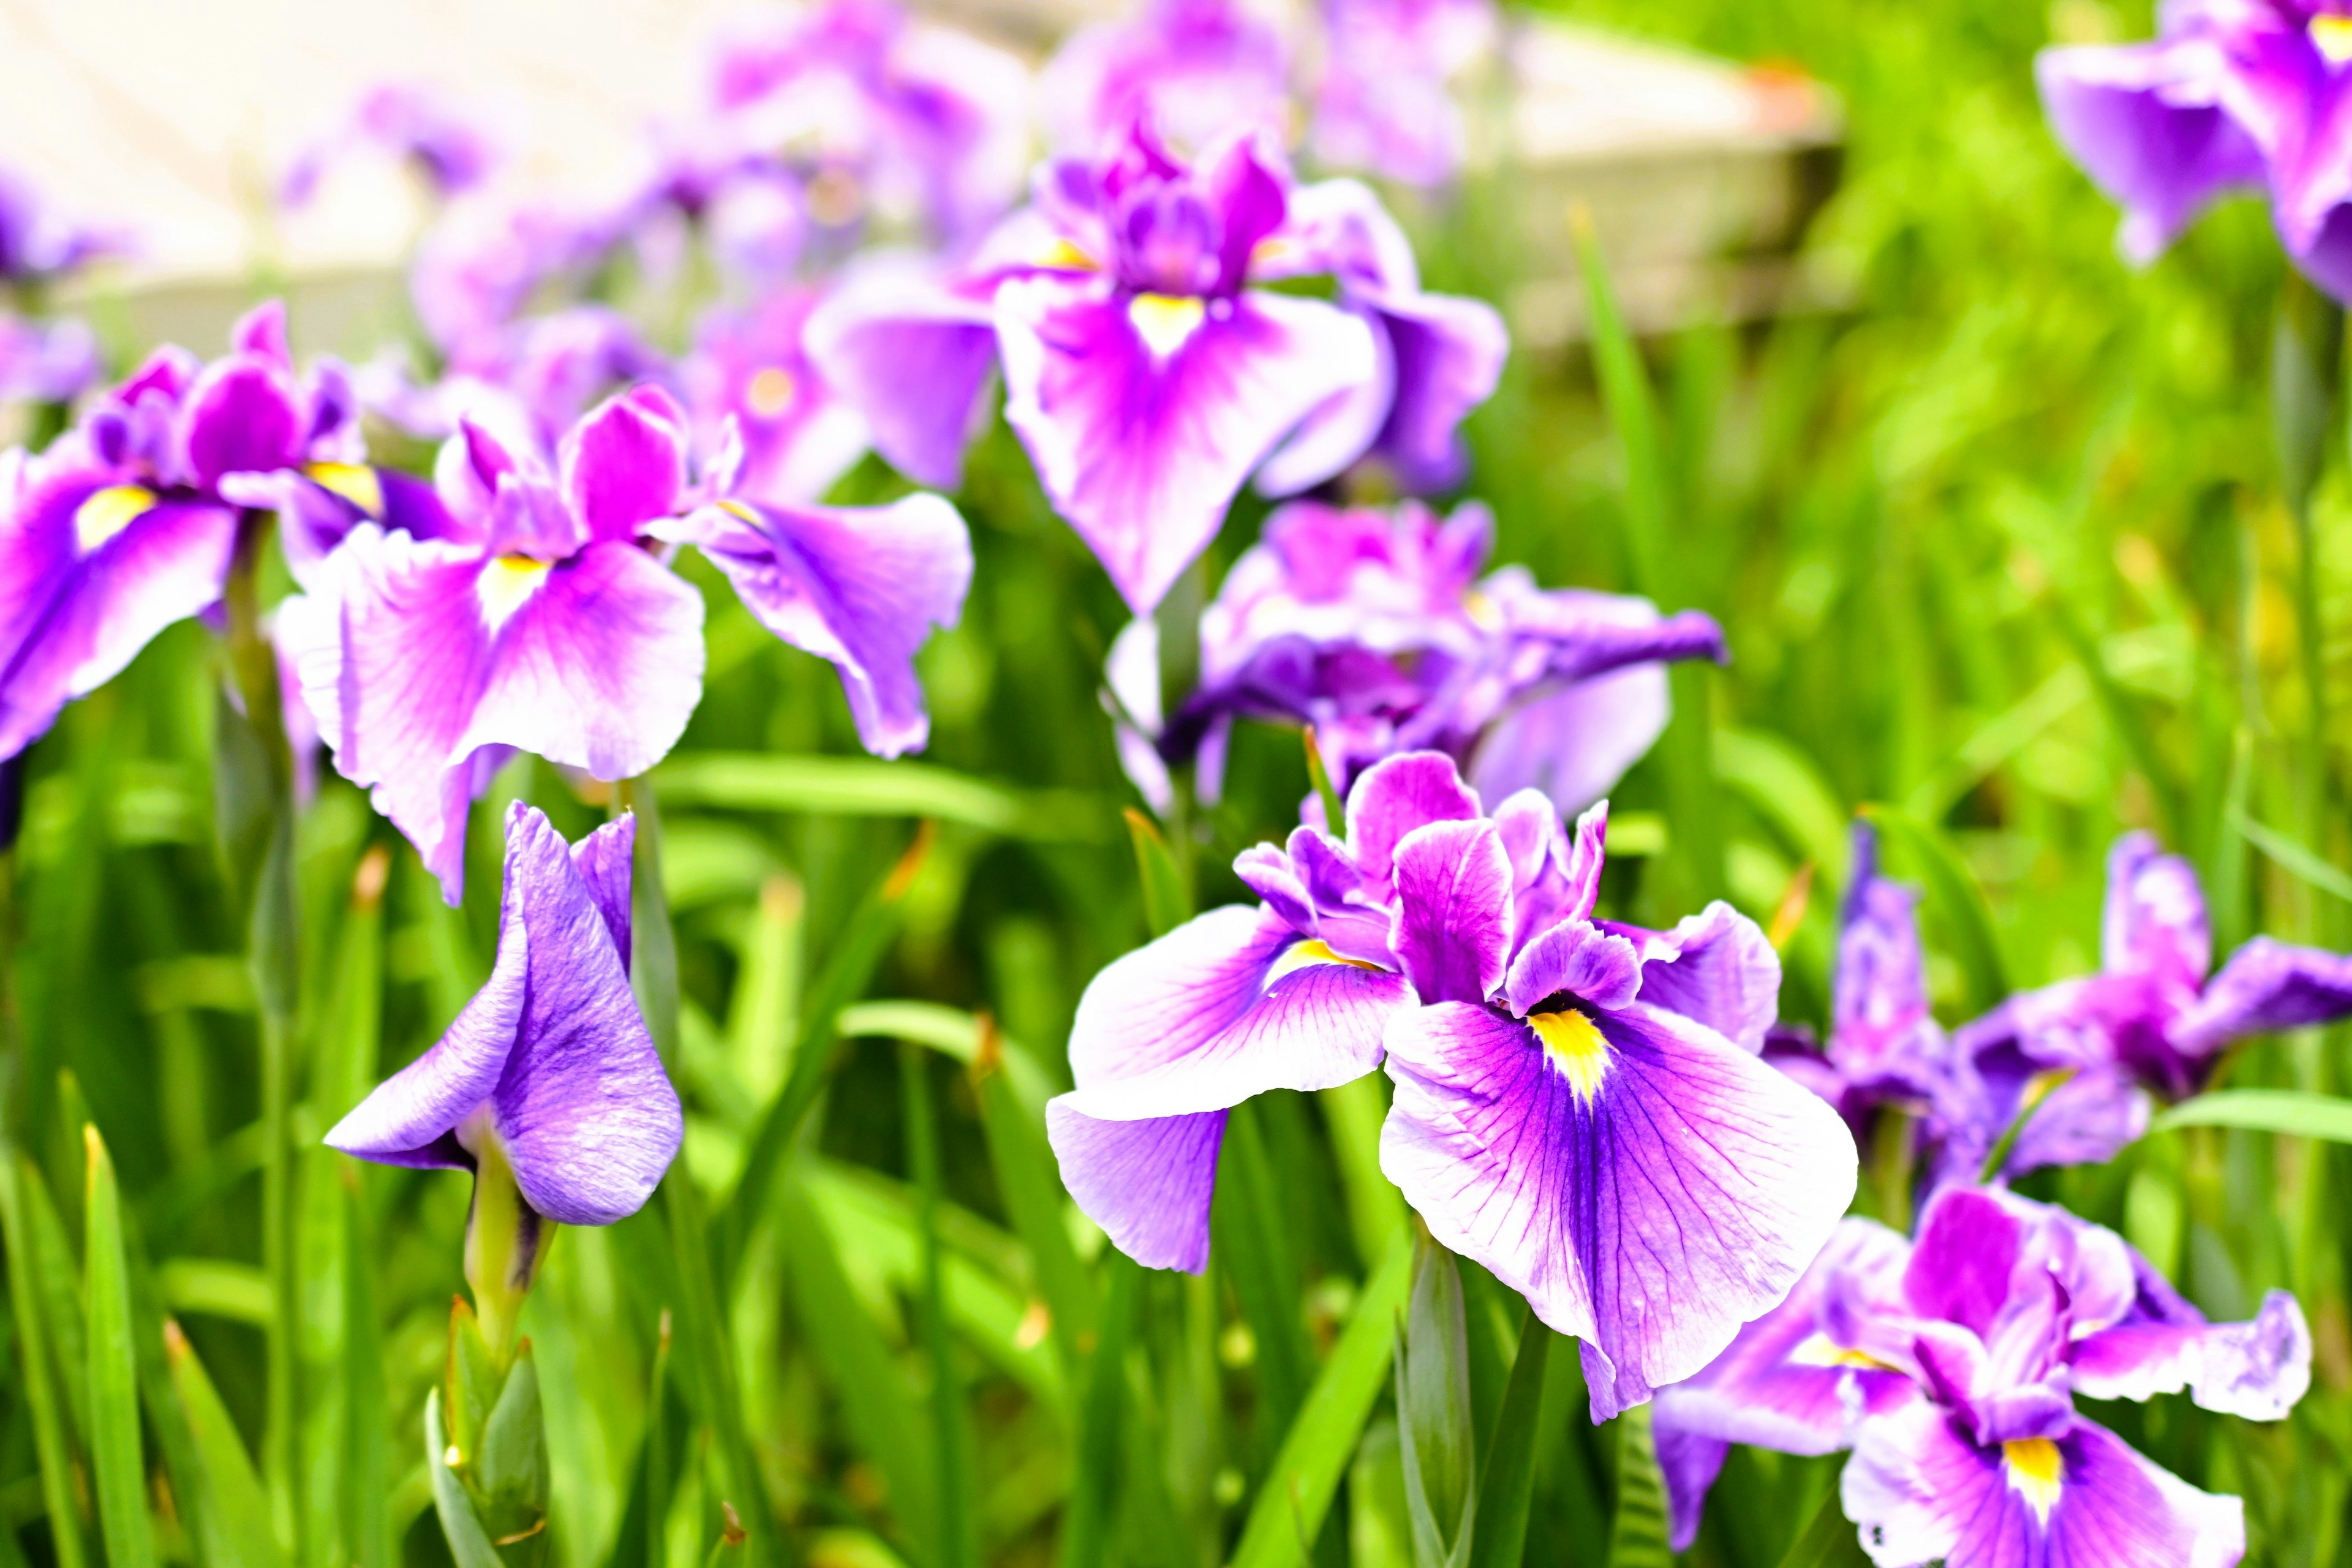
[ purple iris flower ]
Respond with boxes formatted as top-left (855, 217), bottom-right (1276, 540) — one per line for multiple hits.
top-left (327, 802), bottom-right (682, 1224)
top-left (281, 82), bottom-right (509, 209)
top-left (1764, 821), bottom-right (1985, 1138)
top-left (409, 188), bottom-right (624, 360)
top-left (2039, 1), bottom-right (2352, 301)
top-left (682, 289), bottom-right (869, 504)
top-left (0, 315), bottom-right (99, 405)
top-left (0, 163), bottom-right (122, 285)
top-left (1040, 0), bottom-right (1292, 157)
top-left (1947, 832), bottom-right (2352, 1182)
top-left (1140, 498), bottom-right (1724, 815)
top-left (0, 302), bottom-right (379, 761)
top-left (281, 383), bottom-right (971, 903)
top-left (1309, 0), bottom-right (1496, 186)
top-left (696, 0), bottom-right (1033, 246)
top-left (808, 126), bottom-right (1501, 613)
top-left (1050, 749), bottom-right (1853, 1419)
top-left (358, 307), bottom-right (673, 456)
top-left (1654, 1185), bottom-right (2309, 1563)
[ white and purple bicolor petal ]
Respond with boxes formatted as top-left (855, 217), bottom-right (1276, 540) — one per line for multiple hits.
top-left (0, 454), bottom-right (238, 762)
top-left (657, 491), bottom-right (973, 758)
top-left (1046, 903), bottom-right (1414, 1272)
top-left (997, 271), bottom-right (1377, 615)
top-left (805, 263), bottom-right (999, 491)
top-left (2169, 934), bottom-right (2352, 1054)
top-left (1842, 1404), bottom-right (2244, 1568)
top-left (325, 803), bottom-right (682, 1226)
top-left (1374, 790), bottom-right (1856, 1420)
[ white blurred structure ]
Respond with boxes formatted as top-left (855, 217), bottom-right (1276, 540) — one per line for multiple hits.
top-left (0, 0), bottom-right (1836, 355)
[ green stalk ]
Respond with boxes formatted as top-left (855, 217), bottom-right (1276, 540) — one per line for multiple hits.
top-left (2271, 274), bottom-right (2340, 844)
top-left (221, 508), bottom-right (304, 1558)
top-left (902, 1042), bottom-right (977, 1568)
top-left (0, 1148), bottom-right (86, 1568)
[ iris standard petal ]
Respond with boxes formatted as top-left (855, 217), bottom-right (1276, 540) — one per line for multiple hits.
top-left (1044, 1105), bottom-right (1226, 1274)
top-left (2101, 831), bottom-right (2212, 987)
top-left (569, 813), bottom-right (636, 973)
top-left (667, 493), bottom-right (972, 758)
top-left (2169, 935), bottom-right (2352, 1055)
top-left (1842, 1405), bottom-right (2244, 1568)
top-left (806, 273), bottom-right (1001, 491)
top-left (1345, 750), bottom-right (1484, 891)
top-left (1390, 818), bottom-right (1514, 1006)
top-left (995, 274), bottom-right (1379, 614)
top-left (488, 804), bottom-right (682, 1224)
top-left (1653, 1423), bottom-right (1730, 1554)
top-left (1631, 902), bottom-right (1782, 1054)
top-left (1502, 920), bottom-right (1642, 1016)
top-left (178, 355), bottom-right (306, 489)
top-left (1381, 998), bottom-right (1858, 1420)
top-left (560, 385), bottom-right (688, 543)
top-left (1062, 902), bottom-right (1409, 1118)
top-left (2071, 1289), bottom-right (2312, 1422)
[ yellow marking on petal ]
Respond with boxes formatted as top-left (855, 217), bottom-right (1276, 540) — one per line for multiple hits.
top-left (476, 554), bottom-right (552, 630)
top-left (1531, 1009), bottom-right (1612, 1106)
top-left (745, 366), bottom-right (797, 419)
top-left (2314, 14), bottom-right (2352, 62)
top-left (1265, 938), bottom-right (1386, 987)
top-left (73, 485), bottom-right (156, 555)
top-left (1786, 1332), bottom-right (1901, 1372)
top-left (2002, 1438), bottom-right (2063, 1524)
top-left (1040, 237), bottom-right (1099, 272)
top-left (1129, 293), bottom-right (1207, 360)
top-left (1463, 589), bottom-right (1502, 630)
top-left (306, 461), bottom-right (384, 517)
top-left (716, 498), bottom-right (761, 524)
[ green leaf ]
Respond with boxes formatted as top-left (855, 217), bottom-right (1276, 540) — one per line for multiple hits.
top-left (156, 1259), bottom-right (273, 1326)
top-left (1605, 1404), bottom-right (1670, 1568)
top-left (970, 1031), bottom-right (1097, 1381)
top-left (1321, 1076), bottom-right (1404, 1273)
top-left (902, 1043), bottom-right (978, 1568)
top-left (1772, 1483), bottom-right (1871, 1568)
top-left (838, 1001), bottom-right (1058, 1117)
top-left (1464, 1313), bottom-right (1553, 1568)
top-left (1229, 1230), bottom-right (1412, 1568)
top-left (84, 1125), bottom-right (159, 1568)
top-left (653, 753), bottom-right (1107, 840)
top-left (0, 1148), bottom-right (89, 1568)
top-left (2151, 1090), bottom-right (2352, 1142)
top-left (1858, 806), bottom-right (2009, 1016)
top-left (1396, 1232), bottom-right (1475, 1568)
top-left (1715, 729), bottom-right (1850, 884)
top-left (1213, 1101), bottom-right (1314, 1444)
top-left (1054, 1254), bottom-right (1137, 1568)
top-left (164, 1319), bottom-right (289, 1568)
top-left (1123, 807), bottom-right (1193, 938)
top-left (1303, 729), bottom-right (1346, 838)
top-left (427, 1389), bottom-right (507, 1568)
top-left (622, 778), bottom-right (685, 1067)
top-left (342, 1176), bottom-right (394, 1568)
top-left (2231, 808), bottom-right (2352, 904)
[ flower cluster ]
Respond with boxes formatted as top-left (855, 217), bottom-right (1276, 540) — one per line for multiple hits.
top-left (1112, 496), bottom-right (1725, 813)
top-left (1050, 750), bottom-right (1856, 1418)
top-left (0, 162), bottom-right (120, 409)
top-left (1655, 1185), bottom-right (2310, 1563)
top-left (2041, 0), bottom-right (2352, 300)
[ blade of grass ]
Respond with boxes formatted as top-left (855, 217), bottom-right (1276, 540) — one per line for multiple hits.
top-left (903, 1042), bottom-right (978, 1568)
top-left (164, 1319), bottom-right (290, 1568)
top-left (1319, 1076), bottom-right (1404, 1274)
top-left (85, 1125), bottom-right (158, 1568)
top-left (1123, 809), bottom-right (1192, 938)
top-left (2233, 807), bottom-right (2352, 904)
top-left (1213, 1102), bottom-right (1313, 1449)
top-left (1604, 1404), bottom-right (1669, 1568)
top-left (1229, 1230), bottom-right (1411, 1568)
top-left (342, 1171), bottom-right (393, 1568)
top-left (2151, 1090), bottom-right (2352, 1141)
top-left (970, 1017), bottom-right (1097, 1380)
top-left (1055, 1253), bottom-right (1138, 1568)
top-left (0, 1147), bottom-right (88, 1568)
top-left (652, 753), bottom-right (1107, 842)
top-left (1465, 1311), bottom-right (1553, 1568)
top-left (1773, 1482), bottom-right (1871, 1568)
top-left (424, 1389), bottom-right (503, 1568)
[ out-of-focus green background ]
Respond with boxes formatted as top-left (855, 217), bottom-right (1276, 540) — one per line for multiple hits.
top-left (7, 0), bottom-right (2350, 1564)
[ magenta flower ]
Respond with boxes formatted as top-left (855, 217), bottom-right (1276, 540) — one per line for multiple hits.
top-left (1947, 832), bottom-right (2352, 1182)
top-left (810, 126), bottom-right (1502, 613)
top-left (0, 303), bottom-right (380, 761)
top-left (328, 803), bottom-right (682, 1224)
top-left (281, 82), bottom-right (509, 209)
top-left (1654, 1186), bottom-right (2309, 1562)
top-left (2040, 1), bottom-right (2352, 300)
top-left (1040, 0), bottom-right (1292, 157)
top-left (1137, 499), bottom-right (1722, 814)
top-left (1310, 0), bottom-right (1496, 186)
top-left (681, 289), bottom-right (870, 504)
top-left (281, 384), bottom-right (971, 902)
top-left (1050, 750), bottom-right (1850, 1420)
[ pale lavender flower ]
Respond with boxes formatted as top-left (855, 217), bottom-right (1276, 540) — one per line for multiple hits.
top-left (1310, 0), bottom-right (1496, 186)
top-left (0, 315), bottom-right (99, 405)
top-left (281, 82), bottom-right (510, 209)
top-left (1654, 1186), bottom-right (2307, 1562)
top-left (680, 288), bottom-right (869, 504)
top-left (328, 803), bottom-right (682, 1224)
top-left (1040, 0), bottom-right (1292, 157)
